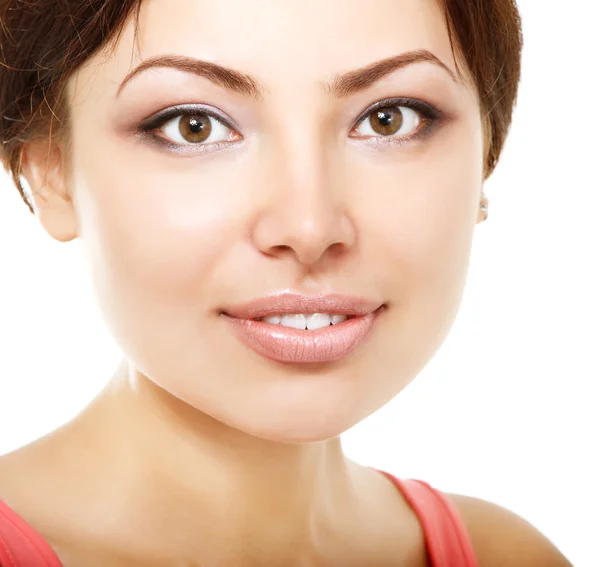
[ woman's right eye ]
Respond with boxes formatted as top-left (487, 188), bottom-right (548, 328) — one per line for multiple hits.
top-left (155, 112), bottom-right (238, 147)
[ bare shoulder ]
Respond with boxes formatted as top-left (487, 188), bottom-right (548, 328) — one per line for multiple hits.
top-left (445, 493), bottom-right (573, 567)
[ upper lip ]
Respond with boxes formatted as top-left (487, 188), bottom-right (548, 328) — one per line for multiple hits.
top-left (222, 292), bottom-right (384, 320)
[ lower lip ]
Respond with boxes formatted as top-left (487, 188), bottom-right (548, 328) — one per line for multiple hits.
top-left (222, 310), bottom-right (382, 364)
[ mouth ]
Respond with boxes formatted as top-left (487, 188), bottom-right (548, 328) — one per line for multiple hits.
top-left (250, 312), bottom-right (359, 330)
top-left (220, 292), bottom-right (386, 364)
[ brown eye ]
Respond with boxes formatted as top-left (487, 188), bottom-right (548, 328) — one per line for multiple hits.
top-left (355, 106), bottom-right (421, 139)
top-left (159, 112), bottom-right (234, 146)
top-left (179, 114), bottom-right (212, 143)
top-left (369, 107), bottom-right (403, 136)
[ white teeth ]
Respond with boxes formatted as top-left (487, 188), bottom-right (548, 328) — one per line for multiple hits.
top-left (259, 313), bottom-right (349, 330)
top-left (306, 313), bottom-right (332, 331)
top-left (331, 314), bottom-right (347, 325)
top-left (279, 314), bottom-right (308, 330)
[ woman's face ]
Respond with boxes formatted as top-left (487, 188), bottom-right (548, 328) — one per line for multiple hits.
top-left (62, 0), bottom-right (484, 442)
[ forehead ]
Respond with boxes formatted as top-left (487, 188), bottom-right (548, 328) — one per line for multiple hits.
top-left (95, 0), bottom-right (457, 93)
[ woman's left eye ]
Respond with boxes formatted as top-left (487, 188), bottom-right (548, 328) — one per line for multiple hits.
top-left (156, 112), bottom-right (237, 146)
top-left (353, 105), bottom-right (423, 140)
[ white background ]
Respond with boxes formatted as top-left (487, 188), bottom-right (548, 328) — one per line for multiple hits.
top-left (0, 1), bottom-right (598, 565)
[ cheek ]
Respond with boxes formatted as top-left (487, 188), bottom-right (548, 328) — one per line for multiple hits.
top-left (69, 138), bottom-right (247, 348)
top-left (351, 131), bottom-right (482, 373)
top-left (357, 134), bottom-right (482, 284)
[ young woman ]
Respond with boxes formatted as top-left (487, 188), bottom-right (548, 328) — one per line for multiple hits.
top-left (0, 0), bottom-right (573, 565)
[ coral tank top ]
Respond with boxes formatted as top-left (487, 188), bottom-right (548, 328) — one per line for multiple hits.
top-left (0, 471), bottom-right (478, 566)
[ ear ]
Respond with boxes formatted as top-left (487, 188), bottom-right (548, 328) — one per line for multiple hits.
top-left (20, 139), bottom-right (78, 242)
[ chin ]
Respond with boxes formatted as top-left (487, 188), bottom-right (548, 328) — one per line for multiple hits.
top-left (135, 347), bottom-right (384, 444)
top-left (203, 378), bottom-right (371, 444)
top-left (231, 416), bottom-right (354, 445)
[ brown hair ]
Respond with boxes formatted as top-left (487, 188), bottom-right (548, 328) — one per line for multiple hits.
top-left (0, 0), bottom-right (522, 214)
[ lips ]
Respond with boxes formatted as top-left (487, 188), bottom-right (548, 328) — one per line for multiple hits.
top-left (221, 292), bottom-right (384, 364)
top-left (221, 292), bottom-right (383, 320)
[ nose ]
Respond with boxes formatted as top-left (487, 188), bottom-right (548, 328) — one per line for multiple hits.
top-left (250, 139), bottom-right (356, 267)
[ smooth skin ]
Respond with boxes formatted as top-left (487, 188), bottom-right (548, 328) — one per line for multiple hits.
top-left (0, 0), bottom-right (571, 565)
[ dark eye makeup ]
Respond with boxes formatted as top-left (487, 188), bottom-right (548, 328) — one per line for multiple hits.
top-left (139, 103), bottom-right (237, 134)
top-left (136, 96), bottom-right (446, 153)
top-left (350, 97), bottom-right (444, 146)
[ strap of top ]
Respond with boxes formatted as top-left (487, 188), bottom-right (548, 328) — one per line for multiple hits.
top-left (0, 499), bottom-right (62, 567)
top-left (378, 470), bottom-right (479, 567)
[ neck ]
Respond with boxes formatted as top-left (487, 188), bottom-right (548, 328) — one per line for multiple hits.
top-left (73, 360), bottom-right (376, 565)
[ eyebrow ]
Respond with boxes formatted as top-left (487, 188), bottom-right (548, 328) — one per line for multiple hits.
top-left (116, 49), bottom-right (457, 100)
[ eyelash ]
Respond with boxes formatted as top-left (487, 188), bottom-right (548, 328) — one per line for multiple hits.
top-left (352, 97), bottom-right (443, 146)
top-left (138, 97), bottom-right (444, 153)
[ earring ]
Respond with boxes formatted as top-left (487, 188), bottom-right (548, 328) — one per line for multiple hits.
top-left (480, 194), bottom-right (489, 220)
